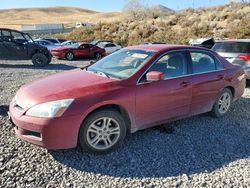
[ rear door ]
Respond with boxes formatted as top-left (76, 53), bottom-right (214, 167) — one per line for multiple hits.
top-left (188, 50), bottom-right (226, 115)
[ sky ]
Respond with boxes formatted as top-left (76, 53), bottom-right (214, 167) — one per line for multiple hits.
top-left (0, 0), bottom-right (230, 12)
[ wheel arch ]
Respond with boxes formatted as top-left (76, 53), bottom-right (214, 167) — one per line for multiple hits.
top-left (225, 86), bottom-right (235, 98)
top-left (30, 49), bottom-right (49, 58)
top-left (80, 104), bottom-right (132, 133)
top-left (65, 51), bottom-right (74, 57)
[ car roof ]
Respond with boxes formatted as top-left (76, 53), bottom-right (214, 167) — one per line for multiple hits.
top-left (189, 38), bottom-right (214, 45)
top-left (215, 39), bottom-right (250, 43)
top-left (0, 28), bottom-right (21, 32)
top-left (79, 42), bottom-right (91, 45)
top-left (127, 44), bottom-right (209, 52)
top-left (99, 42), bottom-right (113, 45)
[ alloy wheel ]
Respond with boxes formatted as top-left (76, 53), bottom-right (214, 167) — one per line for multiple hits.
top-left (86, 117), bottom-right (121, 150)
top-left (218, 92), bottom-right (231, 114)
top-left (66, 52), bottom-right (74, 60)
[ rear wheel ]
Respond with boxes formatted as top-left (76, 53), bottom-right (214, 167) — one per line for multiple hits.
top-left (78, 110), bottom-right (126, 154)
top-left (65, 52), bottom-right (74, 61)
top-left (95, 53), bottom-right (102, 61)
top-left (211, 88), bottom-right (232, 117)
top-left (32, 53), bottom-right (50, 67)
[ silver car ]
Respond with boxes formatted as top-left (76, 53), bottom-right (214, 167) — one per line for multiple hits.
top-left (212, 39), bottom-right (250, 80)
top-left (34, 39), bottom-right (59, 51)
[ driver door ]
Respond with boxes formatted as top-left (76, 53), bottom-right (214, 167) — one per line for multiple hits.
top-left (77, 44), bottom-right (91, 57)
top-left (135, 51), bottom-right (192, 129)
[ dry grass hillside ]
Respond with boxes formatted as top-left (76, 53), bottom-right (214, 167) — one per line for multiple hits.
top-left (0, 3), bottom-right (249, 45)
top-left (55, 3), bottom-right (250, 46)
top-left (0, 7), bottom-right (122, 29)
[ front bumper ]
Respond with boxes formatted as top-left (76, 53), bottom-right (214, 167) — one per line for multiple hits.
top-left (9, 104), bottom-right (83, 149)
top-left (51, 51), bottom-right (65, 59)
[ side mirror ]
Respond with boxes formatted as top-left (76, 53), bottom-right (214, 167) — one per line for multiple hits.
top-left (146, 71), bottom-right (164, 82)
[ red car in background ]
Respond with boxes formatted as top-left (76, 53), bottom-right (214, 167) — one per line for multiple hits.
top-left (9, 45), bottom-right (246, 154)
top-left (51, 43), bottom-right (106, 61)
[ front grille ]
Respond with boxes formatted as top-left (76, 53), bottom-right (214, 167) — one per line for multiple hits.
top-left (16, 126), bottom-right (41, 139)
top-left (25, 130), bottom-right (41, 138)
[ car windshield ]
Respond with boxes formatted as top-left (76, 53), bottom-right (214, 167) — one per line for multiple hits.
top-left (87, 49), bottom-right (156, 79)
top-left (24, 33), bottom-right (34, 43)
top-left (212, 42), bottom-right (250, 53)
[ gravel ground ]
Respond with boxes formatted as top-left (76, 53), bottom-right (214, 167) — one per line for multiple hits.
top-left (0, 59), bottom-right (250, 188)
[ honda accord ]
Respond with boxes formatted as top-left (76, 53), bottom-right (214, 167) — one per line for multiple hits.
top-left (9, 45), bottom-right (246, 154)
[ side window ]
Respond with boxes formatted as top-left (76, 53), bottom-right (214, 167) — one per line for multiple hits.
top-left (41, 41), bottom-right (49, 45)
top-left (1, 30), bottom-right (12, 42)
top-left (216, 60), bottom-right (224, 70)
top-left (0, 31), bottom-right (2, 42)
top-left (79, 44), bottom-right (85, 48)
top-left (109, 44), bottom-right (116, 47)
top-left (84, 44), bottom-right (90, 48)
top-left (190, 52), bottom-right (217, 73)
top-left (2, 30), bottom-right (11, 36)
top-left (11, 31), bottom-right (26, 44)
top-left (148, 52), bottom-right (188, 79)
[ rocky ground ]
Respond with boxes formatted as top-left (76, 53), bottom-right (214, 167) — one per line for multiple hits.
top-left (0, 59), bottom-right (250, 188)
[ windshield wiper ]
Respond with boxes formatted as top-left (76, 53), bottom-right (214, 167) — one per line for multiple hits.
top-left (81, 61), bottom-right (96, 70)
top-left (83, 69), bottom-right (110, 78)
top-left (97, 71), bottom-right (110, 78)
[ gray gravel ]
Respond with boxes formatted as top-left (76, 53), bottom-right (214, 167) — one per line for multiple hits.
top-left (0, 59), bottom-right (250, 188)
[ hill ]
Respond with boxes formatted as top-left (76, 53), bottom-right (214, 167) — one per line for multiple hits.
top-left (0, 3), bottom-right (249, 45)
top-left (153, 5), bottom-right (175, 13)
top-left (54, 3), bottom-right (250, 46)
top-left (0, 7), bottom-right (122, 29)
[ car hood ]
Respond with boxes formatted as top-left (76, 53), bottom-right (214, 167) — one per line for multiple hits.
top-left (15, 69), bottom-right (118, 109)
top-left (27, 42), bottom-right (49, 52)
top-left (51, 46), bottom-right (70, 51)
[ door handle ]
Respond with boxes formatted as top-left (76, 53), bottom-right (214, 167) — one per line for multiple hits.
top-left (180, 81), bottom-right (190, 87)
top-left (217, 74), bottom-right (224, 80)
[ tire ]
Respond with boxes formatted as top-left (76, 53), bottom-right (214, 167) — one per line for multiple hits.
top-left (32, 53), bottom-right (49, 67)
top-left (78, 110), bottom-right (127, 154)
top-left (65, 52), bottom-right (74, 61)
top-left (95, 53), bottom-right (102, 61)
top-left (211, 88), bottom-right (232, 118)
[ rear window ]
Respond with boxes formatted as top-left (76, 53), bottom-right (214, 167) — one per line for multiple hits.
top-left (212, 42), bottom-right (250, 53)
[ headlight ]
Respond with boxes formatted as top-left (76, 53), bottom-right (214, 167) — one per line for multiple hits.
top-left (26, 99), bottom-right (74, 118)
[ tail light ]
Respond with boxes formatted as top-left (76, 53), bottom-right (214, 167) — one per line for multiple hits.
top-left (237, 54), bottom-right (250, 61)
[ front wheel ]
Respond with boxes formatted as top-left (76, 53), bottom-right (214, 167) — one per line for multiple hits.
top-left (211, 88), bottom-right (232, 117)
top-left (32, 53), bottom-right (50, 67)
top-left (78, 110), bottom-right (126, 154)
top-left (65, 52), bottom-right (74, 61)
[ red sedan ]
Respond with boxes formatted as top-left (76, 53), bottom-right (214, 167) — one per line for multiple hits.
top-left (51, 43), bottom-right (106, 61)
top-left (9, 45), bottom-right (246, 154)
